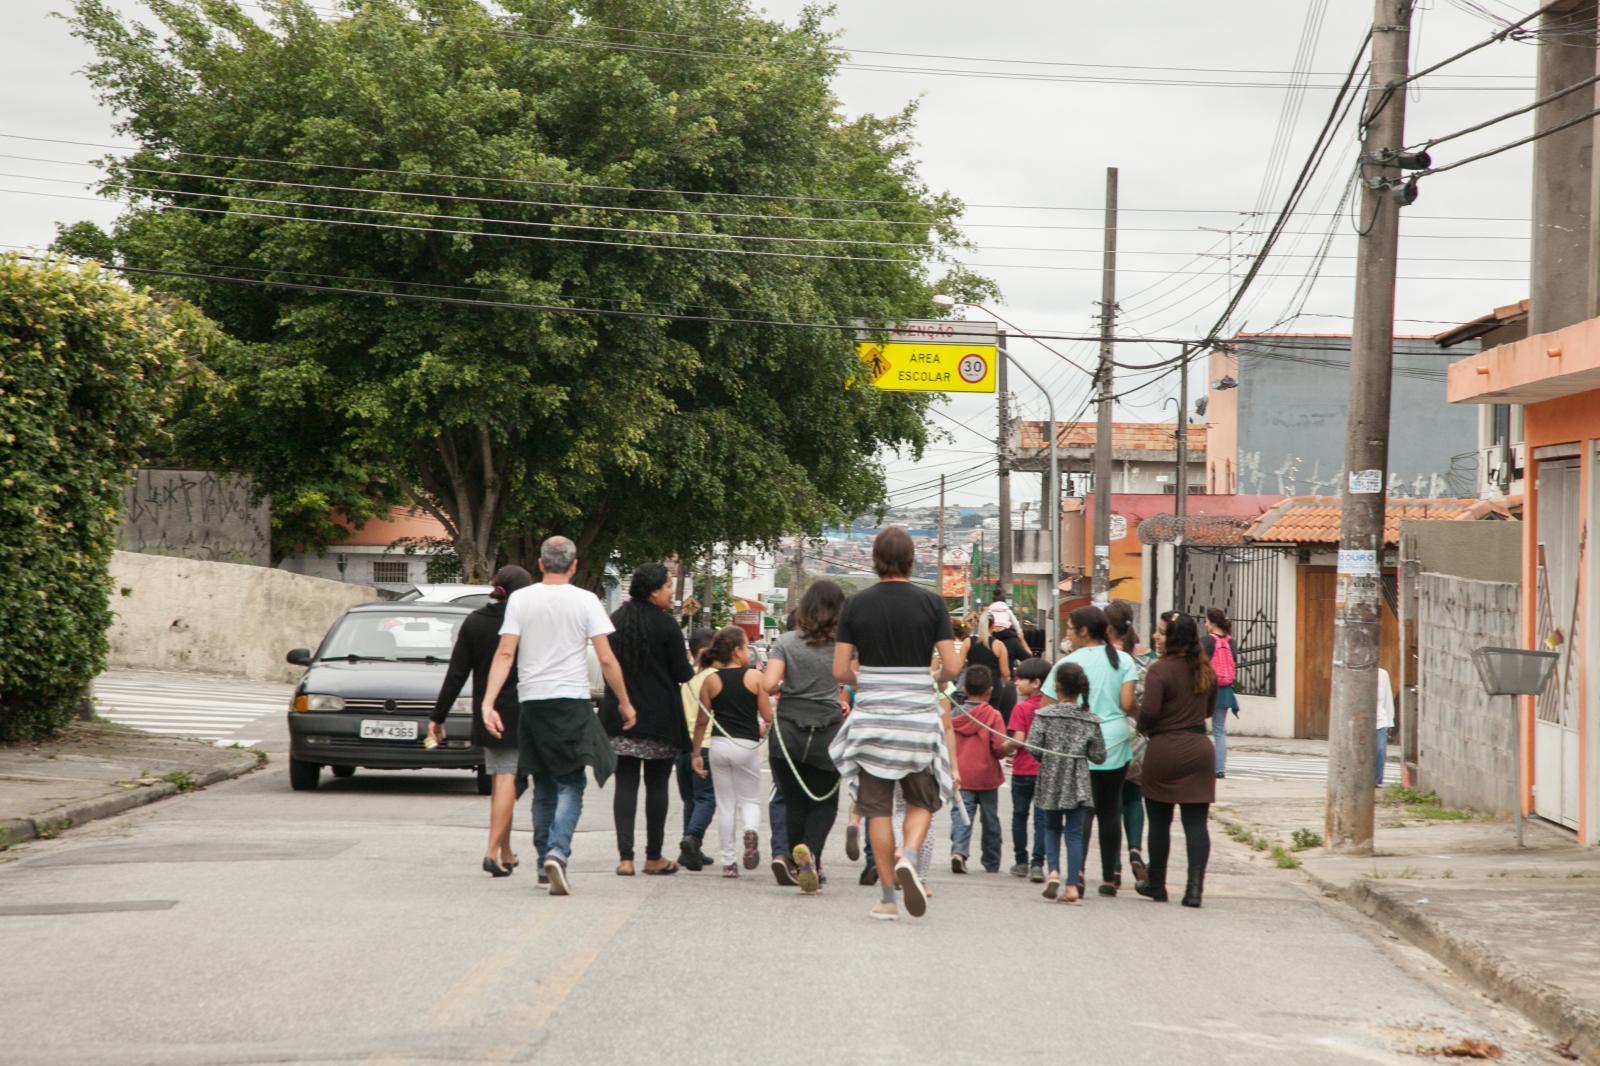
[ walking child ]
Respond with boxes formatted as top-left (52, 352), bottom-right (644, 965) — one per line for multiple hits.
top-left (948, 665), bottom-right (1007, 874)
top-left (1003, 658), bottom-right (1052, 882)
top-left (692, 627), bottom-right (773, 878)
top-left (1027, 663), bottom-right (1106, 905)
top-left (676, 627), bottom-right (718, 871)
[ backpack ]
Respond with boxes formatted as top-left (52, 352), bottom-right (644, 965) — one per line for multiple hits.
top-left (1210, 634), bottom-right (1237, 688)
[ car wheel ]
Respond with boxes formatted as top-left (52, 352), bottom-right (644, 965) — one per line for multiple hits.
top-left (331, 765), bottom-right (356, 779)
top-left (475, 768), bottom-right (493, 796)
top-left (289, 758), bottom-right (322, 791)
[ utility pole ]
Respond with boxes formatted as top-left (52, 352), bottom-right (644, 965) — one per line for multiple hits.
top-left (673, 554), bottom-right (688, 623)
top-left (1175, 345), bottom-right (1192, 523)
top-left (1092, 165), bottom-right (1118, 605)
top-left (791, 535), bottom-right (807, 600)
top-left (1326, 0), bottom-right (1412, 853)
top-left (936, 475), bottom-right (947, 609)
top-left (996, 330), bottom-right (1013, 599)
top-left (701, 553), bottom-right (714, 627)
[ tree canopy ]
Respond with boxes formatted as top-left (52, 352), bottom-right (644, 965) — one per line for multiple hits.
top-left (62, 0), bottom-right (993, 580)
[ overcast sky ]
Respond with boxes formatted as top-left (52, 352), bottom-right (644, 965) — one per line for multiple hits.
top-left (1, 1), bottom-right (1543, 510)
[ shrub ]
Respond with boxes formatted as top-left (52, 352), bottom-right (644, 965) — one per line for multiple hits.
top-left (0, 255), bottom-right (184, 740)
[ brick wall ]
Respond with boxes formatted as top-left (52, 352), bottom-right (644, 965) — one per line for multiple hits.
top-left (1416, 573), bottom-right (1520, 815)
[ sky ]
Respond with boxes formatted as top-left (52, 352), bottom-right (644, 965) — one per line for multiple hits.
top-left (0, 0), bottom-right (1546, 511)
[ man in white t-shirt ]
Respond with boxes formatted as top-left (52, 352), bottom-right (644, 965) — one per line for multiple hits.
top-left (481, 536), bottom-right (635, 895)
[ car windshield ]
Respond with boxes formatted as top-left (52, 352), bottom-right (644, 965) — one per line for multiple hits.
top-left (318, 612), bottom-right (462, 661)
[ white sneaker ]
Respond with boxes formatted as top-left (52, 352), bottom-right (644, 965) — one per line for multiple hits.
top-left (544, 857), bottom-right (570, 896)
top-left (894, 859), bottom-right (928, 918)
top-left (870, 902), bottom-right (899, 921)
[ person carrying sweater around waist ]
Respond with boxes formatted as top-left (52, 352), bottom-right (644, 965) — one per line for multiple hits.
top-left (947, 665), bottom-right (1008, 875)
top-left (1027, 662), bottom-right (1107, 906)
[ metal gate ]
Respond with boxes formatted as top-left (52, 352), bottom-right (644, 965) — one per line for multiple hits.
top-left (1534, 458), bottom-right (1582, 830)
top-left (1175, 545), bottom-right (1284, 697)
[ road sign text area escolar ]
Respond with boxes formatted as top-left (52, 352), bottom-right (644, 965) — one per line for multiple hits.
top-left (855, 320), bottom-right (998, 394)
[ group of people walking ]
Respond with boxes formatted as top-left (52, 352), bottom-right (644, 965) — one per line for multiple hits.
top-left (432, 529), bottom-right (1230, 920)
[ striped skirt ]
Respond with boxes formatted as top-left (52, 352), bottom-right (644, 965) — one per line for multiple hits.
top-left (830, 666), bottom-right (954, 808)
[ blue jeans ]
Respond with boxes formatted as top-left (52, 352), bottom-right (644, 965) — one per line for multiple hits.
top-left (769, 783), bottom-right (789, 859)
top-left (1039, 807), bottom-right (1088, 886)
top-left (532, 769), bottom-right (587, 864)
top-left (950, 788), bottom-right (1001, 869)
top-left (1376, 728), bottom-right (1388, 786)
top-left (677, 751), bottom-right (717, 839)
top-left (1212, 707), bottom-right (1228, 775)
top-left (1011, 775), bottom-right (1046, 867)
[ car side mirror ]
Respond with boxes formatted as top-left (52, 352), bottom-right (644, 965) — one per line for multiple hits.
top-left (286, 648), bottom-right (312, 667)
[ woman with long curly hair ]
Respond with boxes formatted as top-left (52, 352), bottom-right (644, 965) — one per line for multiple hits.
top-left (602, 563), bottom-right (694, 876)
top-left (763, 580), bottom-right (848, 894)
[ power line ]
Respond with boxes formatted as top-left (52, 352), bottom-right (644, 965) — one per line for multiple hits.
top-left (1418, 101), bottom-right (1600, 178)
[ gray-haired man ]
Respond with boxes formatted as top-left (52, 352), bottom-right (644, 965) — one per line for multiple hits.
top-left (481, 536), bottom-right (635, 895)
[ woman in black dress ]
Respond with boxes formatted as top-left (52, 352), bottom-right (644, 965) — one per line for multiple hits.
top-left (603, 564), bottom-right (694, 876)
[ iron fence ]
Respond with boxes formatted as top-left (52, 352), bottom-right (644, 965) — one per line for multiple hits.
top-left (1175, 545), bottom-right (1284, 698)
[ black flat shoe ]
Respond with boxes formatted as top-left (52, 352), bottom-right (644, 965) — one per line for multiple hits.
top-left (1135, 880), bottom-right (1168, 902)
top-left (482, 857), bottom-right (511, 878)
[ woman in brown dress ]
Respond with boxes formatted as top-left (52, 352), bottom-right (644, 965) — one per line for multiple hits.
top-left (1135, 613), bottom-right (1217, 908)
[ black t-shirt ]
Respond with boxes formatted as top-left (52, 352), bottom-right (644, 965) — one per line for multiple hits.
top-left (836, 582), bottom-right (954, 668)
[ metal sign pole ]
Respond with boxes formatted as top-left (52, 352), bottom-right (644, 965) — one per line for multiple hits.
top-left (1512, 693), bottom-right (1523, 849)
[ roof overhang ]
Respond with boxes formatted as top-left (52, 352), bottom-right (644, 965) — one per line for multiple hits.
top-left (1448, 314), bottom-right (1600, 404)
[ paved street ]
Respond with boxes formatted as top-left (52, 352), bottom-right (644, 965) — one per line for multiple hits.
top-left (93, 673), bottom-right (292, 747)
top-left (0, 674), bottom-right (1570, 1066)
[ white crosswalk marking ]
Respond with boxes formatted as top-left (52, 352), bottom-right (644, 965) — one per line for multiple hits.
top-left (1227, 752), bottom-right (1400, 783)
top-left (93, 676), bottom-right (290, 745)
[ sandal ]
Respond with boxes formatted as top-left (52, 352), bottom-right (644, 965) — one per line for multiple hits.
top-left (1042, 873), bottom-right (1061, 900)
top-left (615, 861), bottom-right (635, 877)
top-left (644, 860), bottom-right (679, 875)
top-left (1060, 885), bottom-right (1082, 906)
top-left (722, 864), bottom-right (740, 879)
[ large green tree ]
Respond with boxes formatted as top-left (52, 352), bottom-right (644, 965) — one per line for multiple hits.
top-left (63, 0), bottom-right (992, 580)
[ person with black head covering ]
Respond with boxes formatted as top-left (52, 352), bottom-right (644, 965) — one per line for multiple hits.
top-left (430, 564), bottom-right (533, 877)
top-left (603, 563), bottom-right (696, 875)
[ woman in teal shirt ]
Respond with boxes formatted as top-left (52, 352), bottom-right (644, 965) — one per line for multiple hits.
top-left (1044, 606), bottom-right (1136, 896)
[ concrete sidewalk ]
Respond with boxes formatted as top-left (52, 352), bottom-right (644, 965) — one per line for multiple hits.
top-left (1215, 766), bottom-right (1600, 1061)
top-left (0, 720), bottom-right (260, 850)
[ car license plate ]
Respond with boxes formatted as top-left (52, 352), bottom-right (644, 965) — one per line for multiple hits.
top-left (359, 719), bottom-right (418, 741)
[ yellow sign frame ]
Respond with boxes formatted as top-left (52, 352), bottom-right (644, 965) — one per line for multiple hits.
top-left (856, 340), bottom-right (998, 394)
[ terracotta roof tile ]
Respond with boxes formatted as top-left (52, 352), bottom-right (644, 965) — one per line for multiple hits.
top-left (1246, 496), bottom-right (1482, 546)
top-left (1017, 421), bottom-right (1208, 453)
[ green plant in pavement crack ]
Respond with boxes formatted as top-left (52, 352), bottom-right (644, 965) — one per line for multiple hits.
top-left (161, 771), bottom-right (196, 792)
top-left (1290, 828), bottom-right (1323, 851)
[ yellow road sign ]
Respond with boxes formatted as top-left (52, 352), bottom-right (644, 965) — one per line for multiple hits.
top-left (856, 340), bottom-right (998, 394)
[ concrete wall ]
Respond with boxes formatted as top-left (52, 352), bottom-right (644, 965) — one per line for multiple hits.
top-left (1401, 520), bottom-right (1521, 584)
top-left (1416, 573), bottom-right (1521, 816)
top-left (1232, 337), bottom-right (1478, 498)
top-left (107, 551), bottom-right (376, 683)
top-left (118, 469), bottom-right (271, 566)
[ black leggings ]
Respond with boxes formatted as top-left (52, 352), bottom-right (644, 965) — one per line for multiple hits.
top-left (772, 757), bottom-right (840, 863)
top-left (1144, 799), bottom-right (1210, 886)
top-left (1079, 766), bottom-right (1127, 883)
top-left (613, 755), bottom-right (674, 861)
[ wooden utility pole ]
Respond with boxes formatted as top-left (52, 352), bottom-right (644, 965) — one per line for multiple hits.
top-left (1326, 0), bottom-right (1413, 852)
top-left (1092, 166), bottom-right (1118, 605)
top-left (1175, 345), bottom-right (1192, 523)
top-left (936, 475), bottom-right (947, 608)
top-left (996, 330), bottom-right (1013, 598)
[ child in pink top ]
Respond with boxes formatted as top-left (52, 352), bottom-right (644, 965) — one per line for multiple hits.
top-left (948, 665), bottom-right (1007, 874)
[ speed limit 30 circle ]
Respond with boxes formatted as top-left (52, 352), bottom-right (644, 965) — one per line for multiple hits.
top-left (958, 353), bottom-right (988, 384)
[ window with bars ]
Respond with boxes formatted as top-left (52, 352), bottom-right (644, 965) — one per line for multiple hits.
top-left (371, 559), bottom-right (411, 584)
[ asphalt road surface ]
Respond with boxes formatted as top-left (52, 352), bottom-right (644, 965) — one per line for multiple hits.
top-left (1, 675), bottom-right (1570, 1066)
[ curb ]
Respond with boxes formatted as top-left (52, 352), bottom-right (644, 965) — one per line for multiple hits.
top-left (0, 754), bottom-right (261, 850)
top-left (1210, 809), bottom-right (1600, 1059)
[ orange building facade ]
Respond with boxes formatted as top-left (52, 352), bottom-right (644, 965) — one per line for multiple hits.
top-left (1449, 319), bottom-right (1600, 845)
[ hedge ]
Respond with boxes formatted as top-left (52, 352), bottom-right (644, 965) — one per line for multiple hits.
top-left (0, 256), bottom-right (184, 741)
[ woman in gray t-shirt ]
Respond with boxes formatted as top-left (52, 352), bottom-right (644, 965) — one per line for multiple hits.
top-left (763, 580), bottom-right (847, 894)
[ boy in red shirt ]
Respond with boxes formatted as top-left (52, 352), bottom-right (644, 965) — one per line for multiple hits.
top-left (1004, 658), bottom-right (1052, 882)
top-left (948, 665), bottom-right (1008, 873)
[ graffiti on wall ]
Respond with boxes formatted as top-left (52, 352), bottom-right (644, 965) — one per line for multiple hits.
top-left (118, 469), bottom-right (272, 566)
top-left (1237, 451), bottom-right (1467, 499)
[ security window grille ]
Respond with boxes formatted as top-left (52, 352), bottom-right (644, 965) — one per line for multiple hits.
top-left (371, 560), bottom-right (410, 583)
top-left (1161, 484), bottom-right (1204, 495)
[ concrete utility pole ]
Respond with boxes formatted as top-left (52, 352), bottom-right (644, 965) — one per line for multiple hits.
top-left (1530, 0), bottom-right (1597, 327)
top-left (1326, 0), bottom-right (1412, 853)
top-left (936, 475), bottom-right (947, 606)
top-left (996, 330), bottom-right (1013, 597)
top-left (791, 535), bottom-right (807, 599)
top-left (1092, 166), bottom-right (1118, 605)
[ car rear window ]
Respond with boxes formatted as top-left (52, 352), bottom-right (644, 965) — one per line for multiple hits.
top-left (319, 612), bottom-right (463, 661)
